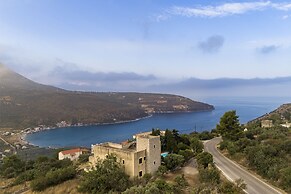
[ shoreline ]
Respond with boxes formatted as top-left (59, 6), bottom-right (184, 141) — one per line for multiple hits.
top-left (21, 114), bottom-right (154, 146)
top-left (22, 109), bottom-right (214, 147)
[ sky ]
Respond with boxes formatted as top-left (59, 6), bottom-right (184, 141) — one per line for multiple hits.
top-left (1, 0), bottom-right (291, 96)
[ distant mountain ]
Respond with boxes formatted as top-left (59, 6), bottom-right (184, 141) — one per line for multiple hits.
top-left (149, 77), bottom-right (291, 97)
top-left (0, 64), bottom-right (61, 92)
top-left (0, 64), bottom-right (213, 128)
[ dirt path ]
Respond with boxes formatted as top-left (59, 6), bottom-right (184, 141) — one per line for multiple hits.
top-left (182, 158), bottom-right (198, 176)
top-left (0, 135), bottom-right (17, 154)
top-left (164, 157), bottom-right (199, 188)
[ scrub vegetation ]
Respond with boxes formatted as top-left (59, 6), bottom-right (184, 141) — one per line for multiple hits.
top-left (0, 128), bottom-right (245, 194)
top-left (217, 110), bottom-right (291, 193)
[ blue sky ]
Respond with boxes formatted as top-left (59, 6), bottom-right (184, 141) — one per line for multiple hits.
top-left (1, 0), bottom-right (291, 95)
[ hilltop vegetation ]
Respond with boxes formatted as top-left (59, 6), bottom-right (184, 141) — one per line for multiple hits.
top-left (250, 103), bottom-right (291, 124)
top-left (218, 110), bottom-right (291, 193)
top-left (0, 64), bottom-right (213, 128)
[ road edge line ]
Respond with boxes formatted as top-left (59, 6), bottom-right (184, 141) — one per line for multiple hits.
top-left (210, 138), bottom-right (282, 194)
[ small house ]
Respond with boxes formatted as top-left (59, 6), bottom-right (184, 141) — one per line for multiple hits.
top-left (58, 148), bottom-right (88, 161)
top-left (261, 120), bottom-right (273, 128)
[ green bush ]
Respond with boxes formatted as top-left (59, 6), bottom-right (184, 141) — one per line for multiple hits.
top-left (198, 131), bottom-right (214, 140)
top-left (78, 153), bottom-right (91, 163)
top-left (219, 140), bottom-right (229, 150)
top-left (190, 138), bottom-right (203, 155)
top-left (30, 166), bottom-right (76, 191)
top-left (156, 165), bottom-right (167, 176)
top-left (198, 166), bottom-right (220, 184)
top-left (13, 170), bottom-right (35, 185)
top-left (226, 142), bottom-right (238, 156)
top-left (196, 152), bottom-right (213, 168)
top-left (174, 174), bottom-right (188, 187)
top-left (164, 154), bottom-right (185, 170)
top-left (0, 155), bottom-right (25, 178)
top-left (122, 179), bottom-right (181, 194)
top-left (78, 155), bottom-right (130, 193)
top-left (280, 167), bottom-right (291, 192)
top-left (178, 149), bottom-right (194, 161)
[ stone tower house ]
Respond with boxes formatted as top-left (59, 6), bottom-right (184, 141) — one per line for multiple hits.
top-left (136, 133), bottom-right (161, 174)
top-left (89, 132), bottom-right (161, 178)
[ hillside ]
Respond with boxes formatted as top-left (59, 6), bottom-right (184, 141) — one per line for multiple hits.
top-left (249, 103), bottom-right (291, 125)
top-left (0, 64), bottom-right (214, 128)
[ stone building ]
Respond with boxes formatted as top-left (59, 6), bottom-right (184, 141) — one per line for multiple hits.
top-left (89, 132), bottom-right (161, 178)
top-left (261, 120), bottom-right (274, 128)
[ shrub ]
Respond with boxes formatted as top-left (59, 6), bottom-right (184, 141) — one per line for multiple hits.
top-left (164, 154), bottom-right (185, 170)
top-left (0, 155), bottom-right (25, 178)
top-left (196, 152), bottom-right (213, 168)
top-left (190, 138), bottom-right (203, 155)
top-left (30, 166), bottom-right (76, 191)
top-left (156, 165), bottom-right (167, 176)
top-left (78, 155), bottom-right (130, 193)
top-left (174, 174), bottom-right (188, 187)
top-left (78, 153), bottom-right (91, 163)
top-left (198, 166), bottom-right (220, 184)
top-left (178, 149), bottom-right (194, 162)
top-left (280, 167), bottom-right (291, 192)
top-left (13, 170), bottom-right (35, 185)
top-left (219, 140), bottom-right (229, 150)
top-left (198, 131), bottom-right (214, 140)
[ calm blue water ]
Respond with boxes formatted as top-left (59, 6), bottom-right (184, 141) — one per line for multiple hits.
top-left (25, 96), bottom-right (291, 148)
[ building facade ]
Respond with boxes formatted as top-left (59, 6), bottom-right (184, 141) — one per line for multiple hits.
top-left (89, 132), bottom-right (161, 178)
top-left (58, 148), bottom-right (88, 161)
top-left (261, 120), bottom-right (274, 128)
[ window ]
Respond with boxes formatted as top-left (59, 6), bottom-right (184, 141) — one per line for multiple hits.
top-left (122, 160), bottom-right (125, 164)
top-left (139, 171), bottom-right (143, 177)
top-left (154, 161), bottom-right (156, 165)
top-left (139, 158), bottom-right (142, 164)
top-left (153, 145), bottom-right (155, 148)
top-left (144, 157), bottom-right (146, 161)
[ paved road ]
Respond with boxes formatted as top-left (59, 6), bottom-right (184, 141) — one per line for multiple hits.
top-left (204, 137), bottom-right (283, 194)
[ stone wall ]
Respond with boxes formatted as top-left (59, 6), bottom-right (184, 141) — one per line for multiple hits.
top-left (136, 135), bottom-right (161, 174)
top-left (89, 144), bottom-right (146, 178)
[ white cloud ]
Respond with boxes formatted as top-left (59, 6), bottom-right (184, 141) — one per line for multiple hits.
top-left (157, 1), bottom-right (291, 20)
top-left (272, 3), bottom-right (291, 11)
top-left (167, 1), bottom-right (271, 18)
top-left (282, 15), bottom-right (290, 19)
top-left (155, 14), bottom-right (170, 22)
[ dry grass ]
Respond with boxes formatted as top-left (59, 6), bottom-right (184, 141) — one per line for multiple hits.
top-left (26, 179), bottom-right (80, 194)
top-left (0, 178), bottom-right (28, 194)
top-left (0, 178), bottom-right (80, 194)
top-left (163, 158), bottom-right (200, 193)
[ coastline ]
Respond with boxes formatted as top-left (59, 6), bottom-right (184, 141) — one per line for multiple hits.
top-left (22, 109), bottom-right (214, 147)
top-left (22, 114), bottom-right (153, 145)
top-left (23, 108), bottom-right (214, 135)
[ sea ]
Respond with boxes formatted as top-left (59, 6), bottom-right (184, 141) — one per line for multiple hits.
top-left (25, 96), bottom-right (291, 148)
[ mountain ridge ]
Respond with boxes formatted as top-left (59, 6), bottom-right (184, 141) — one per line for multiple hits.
top-left (0, 64), bottom-right (214, 128)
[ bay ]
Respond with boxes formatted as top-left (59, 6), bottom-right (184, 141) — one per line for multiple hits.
top-left (25, 96), bottom-right (291, 148)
